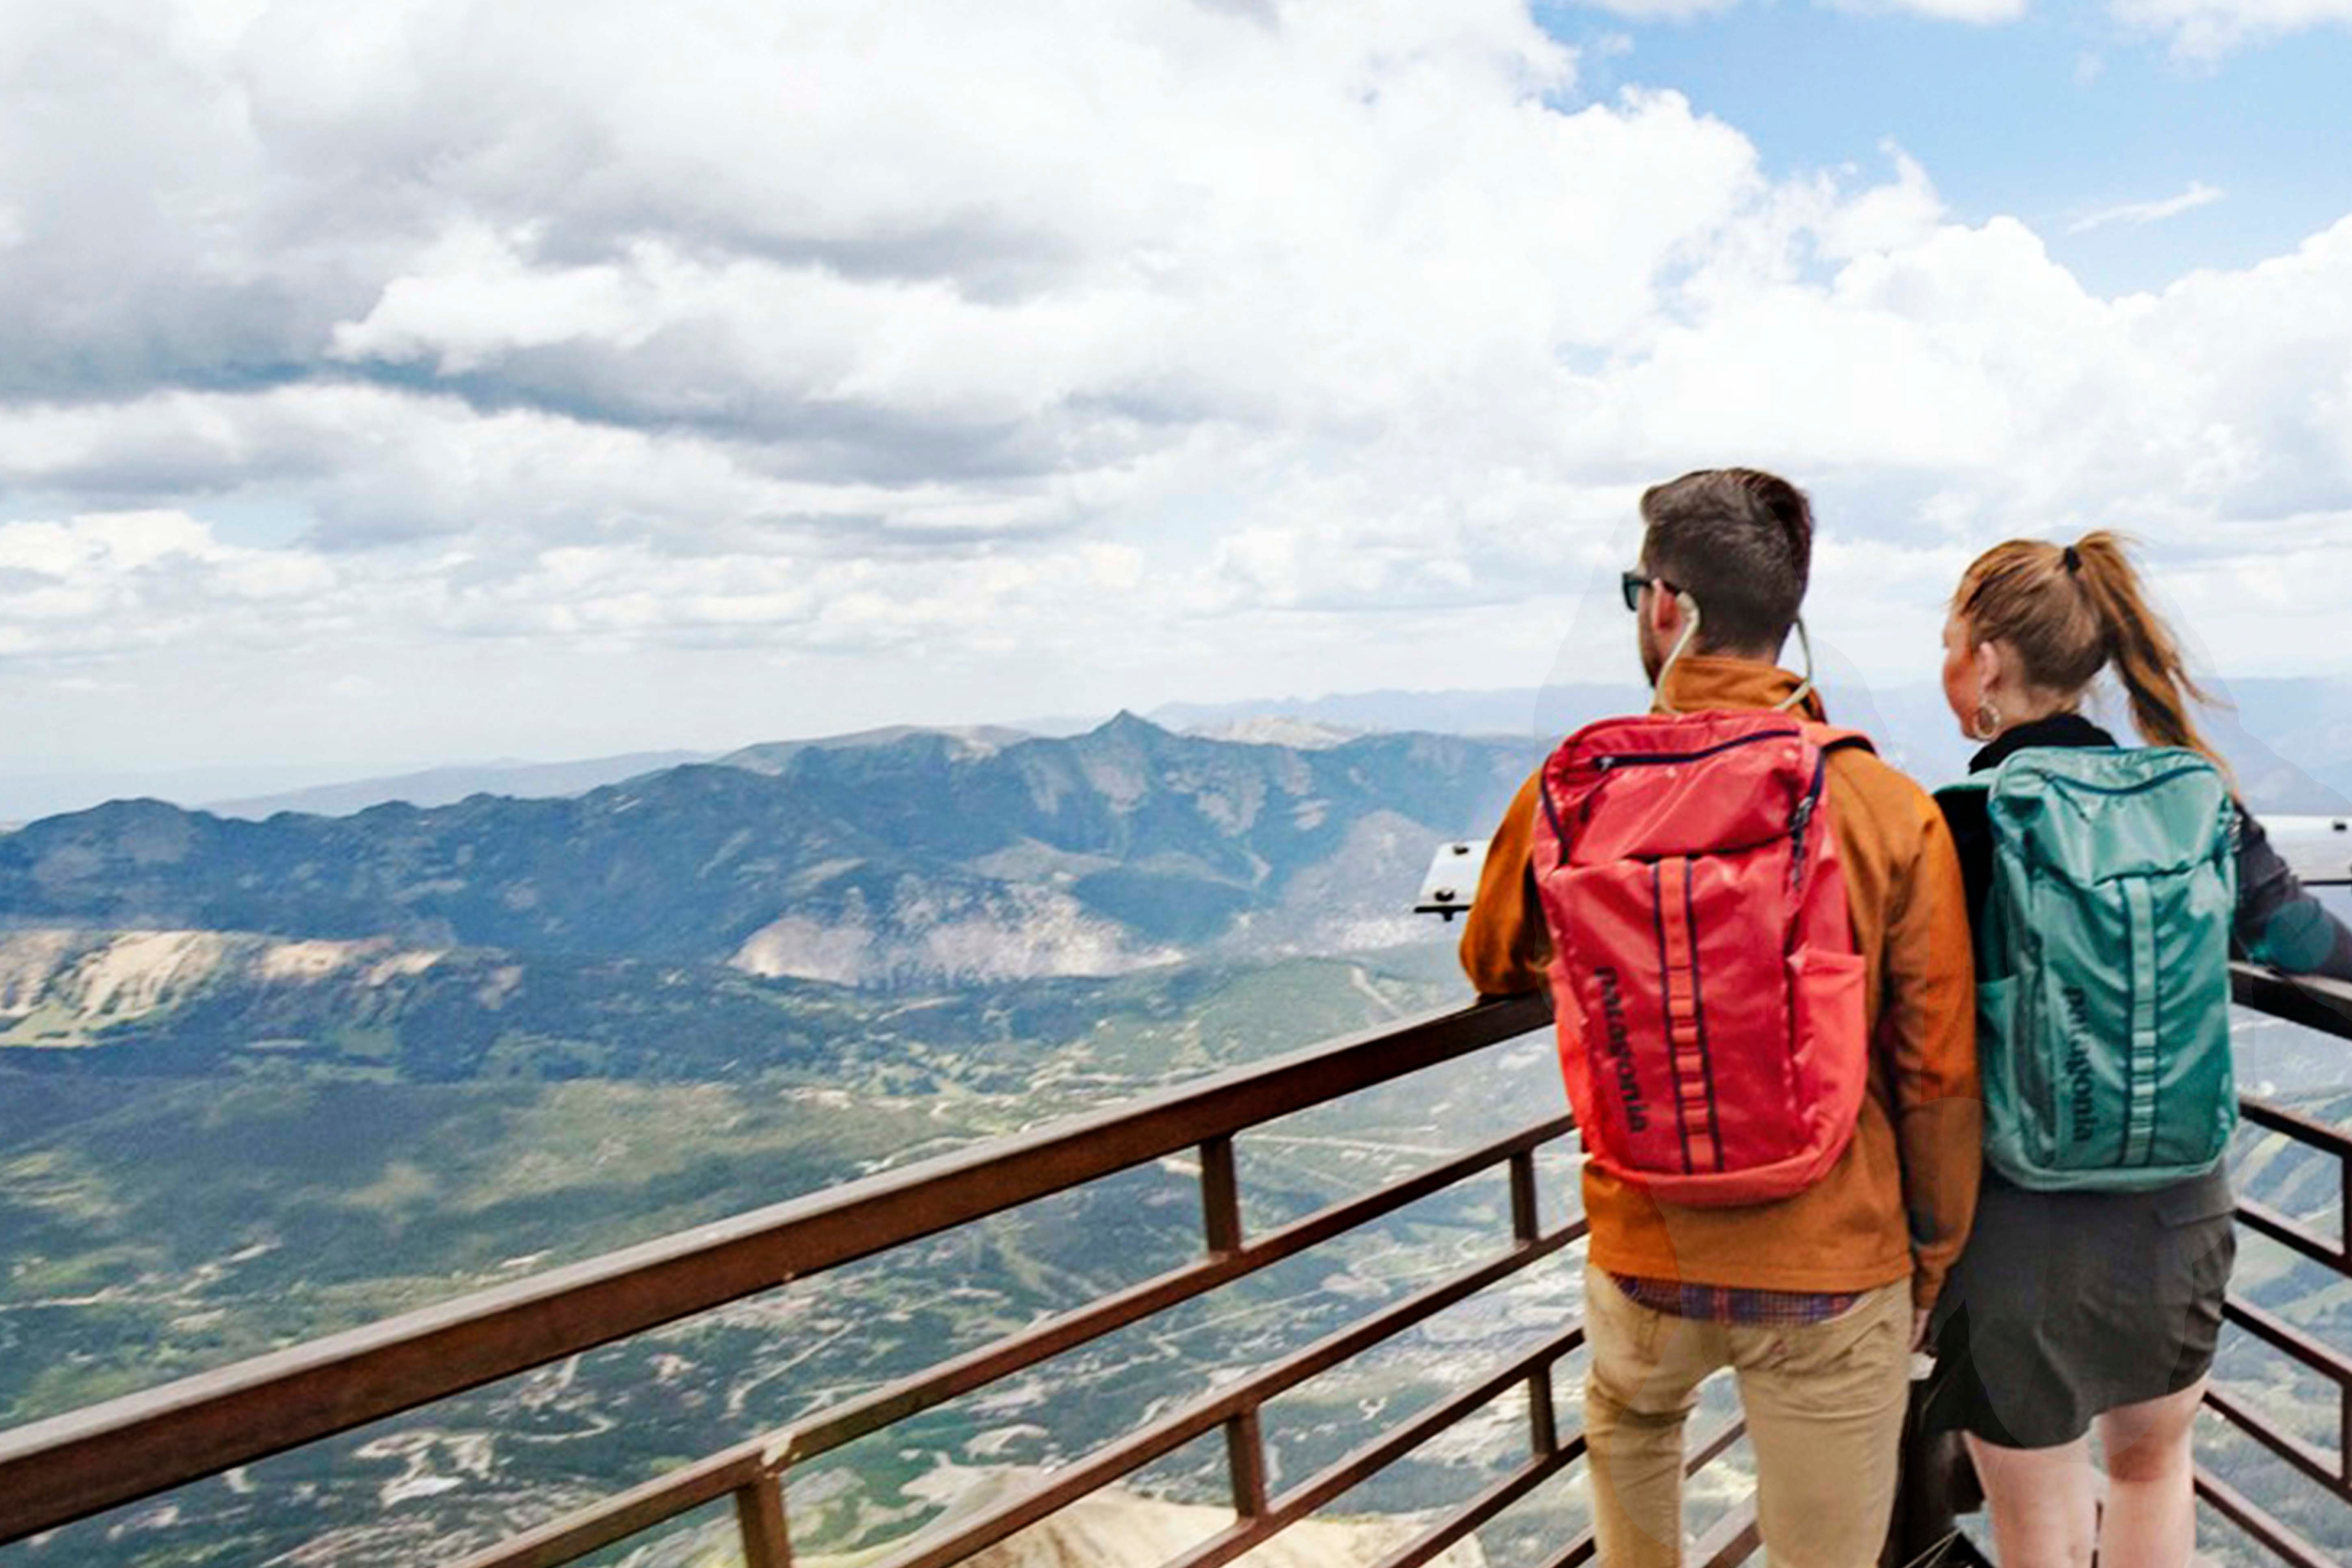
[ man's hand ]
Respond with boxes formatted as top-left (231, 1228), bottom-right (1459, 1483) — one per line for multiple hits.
top-left (1910, 1309), bottom-right (1931, 1352)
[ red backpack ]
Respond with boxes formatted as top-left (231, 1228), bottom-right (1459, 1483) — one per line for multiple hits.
top-left (1531, 710), bottom-right (1872, 1207)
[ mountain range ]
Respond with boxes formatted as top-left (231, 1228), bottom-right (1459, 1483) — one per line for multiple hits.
top-left (11, 670), bottom-right (2351, 990)
top-left (83, 675), bottom-right (2352, 821)
top-left (7, 673), bottom-right (2341, 829)
top-left (0, 716), bottom-right (1544, 989)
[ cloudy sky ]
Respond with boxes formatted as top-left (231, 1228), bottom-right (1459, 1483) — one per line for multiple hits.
top-left (8, 0), bottom-right (2352, 804)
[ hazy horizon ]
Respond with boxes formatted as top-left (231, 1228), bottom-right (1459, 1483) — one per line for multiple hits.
top-left (10, 666), bottom-right (2352, 825)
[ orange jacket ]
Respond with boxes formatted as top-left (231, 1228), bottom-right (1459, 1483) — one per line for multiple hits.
top-left (1461, 656), bottom-right (1981, 1307)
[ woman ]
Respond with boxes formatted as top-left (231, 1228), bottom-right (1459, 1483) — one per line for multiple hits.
top-left (1926, 533), bottom-right (2352, 1566)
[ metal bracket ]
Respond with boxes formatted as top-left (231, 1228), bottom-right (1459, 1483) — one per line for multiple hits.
top-left (1413, 838), bottom-right (1489, 920)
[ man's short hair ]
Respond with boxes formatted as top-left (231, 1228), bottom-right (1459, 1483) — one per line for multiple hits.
top-left (1638, 468), bottom-right (1813, 655)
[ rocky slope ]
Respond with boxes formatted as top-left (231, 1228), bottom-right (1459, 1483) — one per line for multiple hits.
top-left (0, 926), bottom-right (877, 1082)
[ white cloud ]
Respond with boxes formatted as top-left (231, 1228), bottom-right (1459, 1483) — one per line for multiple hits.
top-left (0, 502), bottom-right (1168, 675)
top-left (1811, 148), bottom-right (1947, 260)
top-left (2111, 0), bottom-right (2352, 55)
top-left (2069, 181), bottom-right (2226, 233)
top-left (1, 0), bottom-right (2350, 777)
top-left (0, 511), bottom-right (336, 657)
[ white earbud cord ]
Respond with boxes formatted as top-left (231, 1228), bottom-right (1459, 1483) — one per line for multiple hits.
top-left (1654, 603), bottom-right (1816, 717)
top-left (1775, 617), bottom-right (1816, 713)
top-left (1651, 593), bottom-right (1703, 715)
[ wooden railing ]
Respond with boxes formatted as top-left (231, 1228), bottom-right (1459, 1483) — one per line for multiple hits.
top-left (1, 971), bottom-right (2348, 1567)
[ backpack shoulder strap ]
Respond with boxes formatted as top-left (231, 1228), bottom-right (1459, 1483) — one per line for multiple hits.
top-left (1803, 723), bottom-right (1876, 758)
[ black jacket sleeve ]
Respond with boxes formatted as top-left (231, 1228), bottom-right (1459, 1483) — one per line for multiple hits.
top-left (2233, 808), bottom-right (2352, 982)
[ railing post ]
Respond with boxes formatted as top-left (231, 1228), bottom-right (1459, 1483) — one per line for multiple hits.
top-left (1201, 1134), bottom-right (1244, 1257)
top-left (1512, 1153), bottom-right (1556, 1468)
top-left (1527, 1364), bottom-right (1558, 1457)
top-left (2338, 1146), bottom-right (2351, 1489)
top-left (2339, 1147), bottom-right (2351, 1273)
top-left (1508, 1148), bottom-right (1540, 1247)
top-left (2340, 1387), bottom-right (2351, 1494)
top-left (734, 1472), bottom-right (793, 1568)
top-left (1225, 1407), bottom-right (1270, 1519)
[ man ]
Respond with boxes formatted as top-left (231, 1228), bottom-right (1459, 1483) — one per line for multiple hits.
top-left (1462, 469), bottom-right (1980, 1567)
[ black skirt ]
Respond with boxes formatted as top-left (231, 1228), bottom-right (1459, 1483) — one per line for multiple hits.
top-left (1923, 1168), bottom-right (2236, 1450)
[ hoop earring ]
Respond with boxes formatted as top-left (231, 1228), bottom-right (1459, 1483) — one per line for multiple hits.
top-left (1970, 697), bottom-right (2003, 742)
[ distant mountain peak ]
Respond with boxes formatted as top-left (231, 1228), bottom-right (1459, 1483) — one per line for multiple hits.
top-left (1097, 709), bottom-right (1162, 734)
top-left (1062, 711), bottom-right (1180, 759)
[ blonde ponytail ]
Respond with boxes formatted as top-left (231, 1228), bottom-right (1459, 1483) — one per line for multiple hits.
top-left (1952, 531), bottom-right (2228, 767)
top-left (2067, 532), bottom-right (2226, 764)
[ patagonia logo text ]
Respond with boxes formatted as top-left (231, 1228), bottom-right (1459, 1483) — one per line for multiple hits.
top-left (2062, 985), bottom-right (2097, 1144)
top-left (1593, 966), bottom-right (1649, 1132)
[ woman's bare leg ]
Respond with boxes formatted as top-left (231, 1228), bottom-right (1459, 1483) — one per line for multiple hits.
top-left (1965, 1431), bottom-right (2098, 1568)
top-left (2096, 1379), bottom-right (2205, 1568)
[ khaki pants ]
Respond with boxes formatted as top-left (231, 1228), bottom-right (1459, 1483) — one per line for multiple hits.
top-left (1583, 1266), bottom-right (1911, 1568)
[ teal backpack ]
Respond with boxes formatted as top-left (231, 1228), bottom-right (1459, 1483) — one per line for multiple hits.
top-left (1940, 747), bottom-right (2239, 1192)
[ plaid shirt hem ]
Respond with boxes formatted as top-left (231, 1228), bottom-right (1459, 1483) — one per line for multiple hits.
top-left (1611, 1273), bottom-right (1861, 1327)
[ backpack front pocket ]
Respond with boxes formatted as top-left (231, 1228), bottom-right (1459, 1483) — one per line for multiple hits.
top-left (2013, 866), bottom-right (2233, 1186)
top-left (1560, 843), bottom-right (1804, 1182)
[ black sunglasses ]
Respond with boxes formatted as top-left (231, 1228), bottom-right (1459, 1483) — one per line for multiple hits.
top-left (1620, 570), bottom-right (1677, 612)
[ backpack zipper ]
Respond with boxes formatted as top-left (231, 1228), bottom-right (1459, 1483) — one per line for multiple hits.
top-left (1553, 730), bottom-right (1792, 866)
top-left (2010, 764), bottom-right (2215, 798)
top-left (1787, 747), bottom-right (1832, 890)
top-left (1555, 729), bottom-right (1828, 872)
top-left (1539, 772), bottom-right (1570, 866)
top-left (1587, 730), bottom-right (1791, 771)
